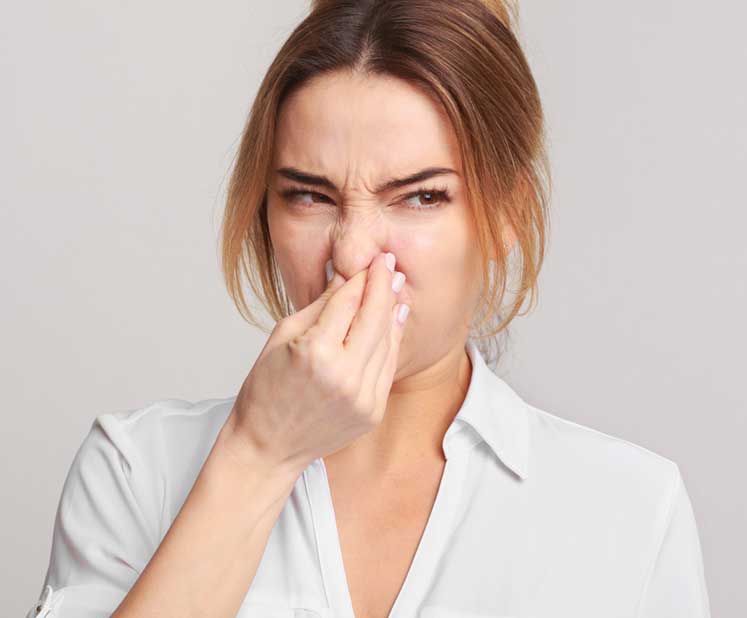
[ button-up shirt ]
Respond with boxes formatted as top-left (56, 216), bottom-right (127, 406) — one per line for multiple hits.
top-left (27, 339), bottom-right (712, 617)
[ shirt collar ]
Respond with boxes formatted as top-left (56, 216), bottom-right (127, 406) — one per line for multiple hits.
top-left (449, 339), bottom-right (530, 480)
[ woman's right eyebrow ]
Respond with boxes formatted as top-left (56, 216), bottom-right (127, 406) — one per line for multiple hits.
top-left (274, 166), bottom-right (458, 194)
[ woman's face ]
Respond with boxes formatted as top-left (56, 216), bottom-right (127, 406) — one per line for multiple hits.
top-left (267, 70), bottom-right (498, 375)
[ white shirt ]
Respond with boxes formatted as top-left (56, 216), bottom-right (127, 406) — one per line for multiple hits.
top-left (28, 339), bottom-right (712, 618)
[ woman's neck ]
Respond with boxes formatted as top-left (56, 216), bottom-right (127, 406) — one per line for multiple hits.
top-left (324, 343), bottom-right (473, 478)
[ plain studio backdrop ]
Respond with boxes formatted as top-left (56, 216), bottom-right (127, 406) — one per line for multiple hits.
top-left (2, 1), bottom-right (744, 615)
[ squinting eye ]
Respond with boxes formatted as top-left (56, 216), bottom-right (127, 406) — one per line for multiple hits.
top-left (279, 188), bottom-right (331, 206)
top-left (401, 186), bottom-right (452, 211)
top-left (278, 185), bottom-right (452, 211)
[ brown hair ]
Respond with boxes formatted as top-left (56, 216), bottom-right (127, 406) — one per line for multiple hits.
top-left (220, 0), bottom-right (551, 368)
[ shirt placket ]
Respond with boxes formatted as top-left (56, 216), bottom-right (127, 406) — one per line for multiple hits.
top-left (303, 458), bottom-right (357, 618)
top-left (386, 429), bottom-right (476, 618)
top-left (303, 425), bottom-right (477, 618)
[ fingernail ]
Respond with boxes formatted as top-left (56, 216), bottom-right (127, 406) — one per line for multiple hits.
top-left (325, 259), bottom-right (334, 282)
top-left (384, 252), bottom-right (396, 272)
top-left (392, 271), bottom-right (405, 293)
top-left (397, 304), bottom-right (410, 324)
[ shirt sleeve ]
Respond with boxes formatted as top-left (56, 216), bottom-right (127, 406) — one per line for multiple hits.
top-left (26, 412), bottom-right (160, 618)
top-left (636, 464), bottom-right (712, 618)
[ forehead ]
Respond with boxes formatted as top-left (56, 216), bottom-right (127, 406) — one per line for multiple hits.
top-left (273, 71), bottom-right (461, 178)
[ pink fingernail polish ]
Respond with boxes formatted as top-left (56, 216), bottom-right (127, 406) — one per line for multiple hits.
top-left (397, 304), bottom-right (410, 324)
top-left (325, 259), bottom-right (334, 282)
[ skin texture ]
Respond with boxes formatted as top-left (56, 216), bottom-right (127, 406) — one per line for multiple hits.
top-left (266, 69), bottom-right (515, 477)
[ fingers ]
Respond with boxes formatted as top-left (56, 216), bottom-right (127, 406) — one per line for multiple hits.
top-left (359, 301), bottom-right (394, 406)
top-left (284, 266), bottom-right (351, 337)
top-left (344, 252), bottom-right (400, 363)
top-left (278, 253), bottom-right (406, 373)
top-left (369, 300), bottom-right (409, 422)
top-left (313, 268), bottom-right (369, 345)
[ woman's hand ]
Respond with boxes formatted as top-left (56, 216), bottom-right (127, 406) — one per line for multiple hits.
top-left (223, 251), bottom-right (409, 477)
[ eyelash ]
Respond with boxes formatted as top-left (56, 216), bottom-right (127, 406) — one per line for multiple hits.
top-left (279, 185), bottom-right (452, 211)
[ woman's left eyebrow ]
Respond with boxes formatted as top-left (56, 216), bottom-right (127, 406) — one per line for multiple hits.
top-left (274, 166), bottom-right (458, 194)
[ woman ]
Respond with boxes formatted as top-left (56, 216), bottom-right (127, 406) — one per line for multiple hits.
top-left (28, 1), bottom-right (711, 617)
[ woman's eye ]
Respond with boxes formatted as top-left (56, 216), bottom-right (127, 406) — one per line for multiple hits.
top-left (279, 186), bottom-right (452, 211)
top-left (280, 188), bottom-right (330, 206)
top-left (401, 188), bottom-right (452, 211)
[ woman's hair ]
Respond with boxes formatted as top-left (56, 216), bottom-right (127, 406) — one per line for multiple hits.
top-left (220, 0), bottom-right (551, 368)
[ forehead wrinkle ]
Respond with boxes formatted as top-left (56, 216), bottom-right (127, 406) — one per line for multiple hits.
top-left (275, 74), bottom-right (460, 196)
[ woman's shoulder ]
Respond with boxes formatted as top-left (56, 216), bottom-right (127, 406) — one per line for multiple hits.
top-left (76, 395), bottom-right (239, 528)
top-left (522, 401), bottom-right (681, 505)
top-left (518, 400), bottom-right (708, 607)
top-left (99, 395), bottom-right (236, 448)
top-left (93, 395), bottom-right (237, 467)
top-left (34, 396), bottom-right (240, 613)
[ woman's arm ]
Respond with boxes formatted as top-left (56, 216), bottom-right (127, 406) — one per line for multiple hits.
top-left (28, 256), bottom-right (402, 618)
top-left (112, 418), bottom-right (305, 618)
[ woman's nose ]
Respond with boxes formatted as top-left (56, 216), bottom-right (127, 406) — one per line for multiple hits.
top-left (326, 253), bottom-right (405, 293)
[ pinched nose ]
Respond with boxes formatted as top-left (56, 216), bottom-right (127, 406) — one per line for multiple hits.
top-left (324, 257), bottom-right (412, 313)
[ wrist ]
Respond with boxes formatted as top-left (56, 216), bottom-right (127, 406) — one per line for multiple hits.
top-left (209, 417), bottom-right (305, 498)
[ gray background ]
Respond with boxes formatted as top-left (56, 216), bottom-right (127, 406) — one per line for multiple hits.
top-left (2, 1), bottom-right (744, 615)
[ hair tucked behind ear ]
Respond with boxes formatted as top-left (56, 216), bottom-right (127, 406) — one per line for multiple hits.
top-left (222, 0), bottom-right (551, 370)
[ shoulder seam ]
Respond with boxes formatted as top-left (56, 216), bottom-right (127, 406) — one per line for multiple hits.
top-left (524, 403), bottom-right (676, 467)
top-left (102, 396), bottom-right (236, 430)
